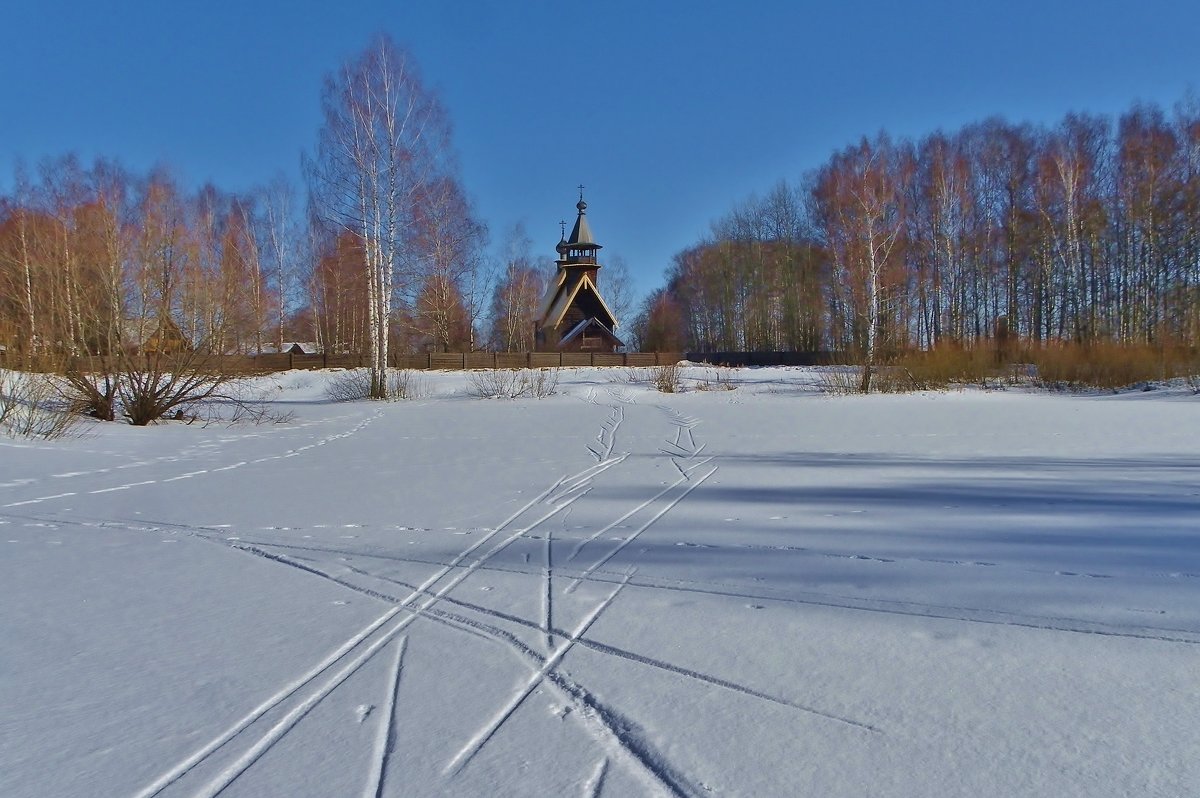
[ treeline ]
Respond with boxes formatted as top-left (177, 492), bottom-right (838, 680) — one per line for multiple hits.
top-left (0, 156), bottom-right (499, 360)
top-left (0, 36), bottom-right (578, 365)
top-left (638, 100), bottom-right (1200, 358)
top-left (0, 158), bottom-right (302, 358)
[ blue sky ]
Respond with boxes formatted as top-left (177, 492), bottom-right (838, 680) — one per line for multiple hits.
top-left (3, 1), bottom-right (1198, 299)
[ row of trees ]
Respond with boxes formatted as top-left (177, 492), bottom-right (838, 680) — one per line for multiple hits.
top-left (0, 157), bottom-right (301, 360)
top-left (302, 35), bottom-right (634, 392)
top-left (1, 35), bottom-right (639, 400)
top-left (638, 100), bottom-right (1200, 376)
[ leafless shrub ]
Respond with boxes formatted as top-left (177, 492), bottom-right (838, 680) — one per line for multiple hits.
top-left (388, 368), bottom-right (428, 400)
top-left (467, 369), bottom-right (525, 398)
top-left (467, 368), bottom-right (559, 399)
top-left (821, 345), bottom-right (1023, 395)
top-left (117, 353), bottom-right (238, 426)
top-left (821, 364), bottom-right (929, 394)
top-left (869, 366), bottom-right (922, 394)
top-left (184, 379), bottom-right (295, 426)
top-left (61, 363), bottom-right (120, 421)
top-left (1027, 342), bottom-right (1192, 391)
top-left (524, 367), bottom-right (560, 398)
top-left (614, 367), bottom-right (648, 384)
top-left (1, 371), bottom-right (80, 440)
top-left (693, 367), bottom-right (737, 391)
top-left (890, 345), bottom-right (995, 390)
top-left (818, 367), bottom-right (864, 395)
top-left (649, 363), bottom-right (681, 393)
top-left (824, 346), bottom-right (995, 394)
top-left (326, 369), bottom-right (373, 402)
top-left (215, 393), bottom-right (295, 426)
top-left (327, 368), bottom-right (427, 401)
top-left (57, 350), bottom-right (287, 426)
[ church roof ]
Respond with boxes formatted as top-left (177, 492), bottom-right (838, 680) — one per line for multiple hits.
top-left (538, 267), bottom-right (568, 320)
top-left (566, 198), bottom-right (601, 250)
top-left (543, 272), bottom-right (618, 331)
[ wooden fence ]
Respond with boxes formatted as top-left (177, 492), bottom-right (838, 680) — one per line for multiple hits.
top-left (21, 351), bottom-right (687, 375)
top-left (281, 351), bottom-right (687, 372)
top-left (4, 350), bottom-right (842, 374)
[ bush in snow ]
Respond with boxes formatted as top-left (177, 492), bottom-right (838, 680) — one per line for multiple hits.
top-left (56, 350), bottom-right (291, 426)
top-left (1028, 342), bottom-right (1198, 391)
top-left (1, 370), bottom-right (79, 440)
top-left (467, 368), bottom-right (559, 399)
top-left (61, 360), bottom-right (121, 421)
top-left (523, 367), bottom-right (559, 398)
top-left (692, 367), bottom-right (737, 391)
top-left (326, 369), bottom-right (372, 402)
top-left (327, 368), bottom-right (427, 402)
top-left (649, 363), bottom-right (681, 393)
top-left (818, 367), bottom-right (863, 395)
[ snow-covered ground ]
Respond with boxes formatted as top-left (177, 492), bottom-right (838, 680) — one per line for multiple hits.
top-left (2, 366), bottom-right (1198, 797)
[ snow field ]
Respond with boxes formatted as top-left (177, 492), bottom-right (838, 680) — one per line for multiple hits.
top-left (1, 366), bottom-right (1198, 796)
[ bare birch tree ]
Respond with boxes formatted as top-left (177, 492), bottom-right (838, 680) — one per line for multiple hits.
top-left (407, 176), bottom-right (487, 351)
top-left (489, 223), bottom-right (546, 351)
top-left (814, 136), bottom-right (907, 391)
top-left (306, 35), bottom-right (451, 397)
top-left (261, 175), bottom-right (302, 350)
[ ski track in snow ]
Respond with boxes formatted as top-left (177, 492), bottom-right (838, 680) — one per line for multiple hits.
top-left (17, 387), bottom-right (1193, 796)
top-left (199, 401), bottom-right (722, 791)
top-left (34, 502), bottom-right (1200, 651)
top-left (132, 604), bottom-right (407, 798)
top-left (131, 404), bottom-right (646, 795)
top-left (193, 630), bottom-right (411, 798)
top-left (2, 491), bottom-right (77, 507)
top-left (583, 757), bottom-right (610, 798)
top-left (1, 414), bottom-right (344, 481)
top-left (260, 547), bottom-right (883, 734)
top-left (544, 505), bottom-right (556, 653)
top-left (226, 538), bottom-right (880, 732)
top-left (566, 467), bottom-right (718, 594)
top-left (587, 406), bottom-right (623, 462)
top-left (445, 576), bottom-right (631, 776)
top-left (1, 411), bottom-right (380, 508)
top-left (262, 402), bottom-right (728, 790)
top-left (364, 636), bottom-right (407, 798)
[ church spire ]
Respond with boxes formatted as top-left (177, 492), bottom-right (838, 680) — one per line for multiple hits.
top-left (565, 187), bottom-right (601, 252)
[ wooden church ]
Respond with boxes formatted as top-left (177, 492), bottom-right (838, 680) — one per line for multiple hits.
top-left (534, 192), bottom-right (624, 352)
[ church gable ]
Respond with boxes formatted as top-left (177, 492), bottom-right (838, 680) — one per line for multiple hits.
top-left (544, 273), bottom-right (617, 332)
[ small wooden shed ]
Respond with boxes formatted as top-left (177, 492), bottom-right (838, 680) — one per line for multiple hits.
top-left (141, 316), bottom-right (193, 355)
